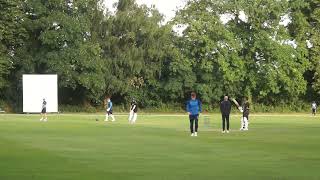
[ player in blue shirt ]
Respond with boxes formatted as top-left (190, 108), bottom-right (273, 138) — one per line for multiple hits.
top-left (105, 97), bottom-right (115, 122)
top-left (186, 92), bottom-right (202, 136)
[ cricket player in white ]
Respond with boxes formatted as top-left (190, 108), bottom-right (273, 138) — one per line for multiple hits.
top-left (105, 97), bottom-right (115, 122)
top-left (240, 98), bottom-right (250, 131)
top-left (128, 99), bottom-right (138, 124)
top-left (312, 101), bottom-right (317, 116)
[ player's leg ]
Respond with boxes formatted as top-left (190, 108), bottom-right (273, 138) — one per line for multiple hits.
top-left (240, 117), bottom-right (244, 130)
top-left (110, 111), bottom-right (115, 122)
top-left (129, 111), bottom-right (133, 123)
top-left (194, 115), bottom-right (199, 136)
top-left (105, 111), bottom-right (109, 121)
top-left (222, 114), bottom-right (226, 133)
top-left (132, 113), bottom-right (137, 123)
top-left (40, 107), bottom-right (45, 121)
top-left (44, 113), bottom-right (47, 121)
top-left (244, 116), bottom-right (249, 130)
top-left (226, 114), bottom-right (230, 133)
top-left (189, 115), bottom-right (195, 136)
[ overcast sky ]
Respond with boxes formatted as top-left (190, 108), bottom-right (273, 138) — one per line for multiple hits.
top-left (103, 0), bottom-right (187, 22)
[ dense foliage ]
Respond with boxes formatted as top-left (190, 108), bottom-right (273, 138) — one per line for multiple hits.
top-left (0, 0), bottom-right (319, 112)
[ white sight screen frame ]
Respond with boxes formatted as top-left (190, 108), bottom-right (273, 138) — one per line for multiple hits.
top-left (23, 74), bottom-right (58, 113)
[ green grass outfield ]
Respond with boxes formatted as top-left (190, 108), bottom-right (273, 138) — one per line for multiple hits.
top-left (0, 113), bottom-right (320, 180)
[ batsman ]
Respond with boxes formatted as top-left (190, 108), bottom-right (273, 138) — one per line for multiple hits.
top-left (240, 97), bottom-right (250, 131)
top-left (231, 97), bottom-right (250, 131)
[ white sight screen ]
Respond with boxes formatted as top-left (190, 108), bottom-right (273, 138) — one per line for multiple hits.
top-left (23, 74), bottom-right (58, 113)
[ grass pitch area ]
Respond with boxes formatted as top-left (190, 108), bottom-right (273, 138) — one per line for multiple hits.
top-left (0, 113), bottom-right (320, 180)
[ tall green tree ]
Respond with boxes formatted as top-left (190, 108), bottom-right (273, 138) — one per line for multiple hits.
top-left (288, 0), bottom-right (320, 101)
top-left (99, 0), bottom-right (178, 106)
top-left (174, 0), bottom-right (246, 103)
top-left (228, 0), bottom-right (309, 102)
top-left (175, 0), bottom-right (310, 104)
top-left (14, 0), bottom-right (106, 104)
top-left (0, 0), bottom-right (27, 89)
top-left (308, 1), bottom-right (320, 95)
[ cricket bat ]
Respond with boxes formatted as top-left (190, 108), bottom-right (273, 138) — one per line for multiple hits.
top-left (230, 98), bottom-right (240, 107)
top-left (231, 98), bottom-right (243, 112)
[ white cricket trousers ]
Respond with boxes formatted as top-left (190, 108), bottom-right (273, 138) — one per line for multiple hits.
top-left (240, 117), bottom-right (249, 130)
top-left (129, 111), bottom-right (137, 123)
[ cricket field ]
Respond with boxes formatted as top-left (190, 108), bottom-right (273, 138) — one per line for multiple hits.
top-left (0, 113), bottom-right (319, 180)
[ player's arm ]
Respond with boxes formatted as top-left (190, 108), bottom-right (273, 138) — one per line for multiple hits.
top-left (230, 98), bottom-right (238, 107)
top-left (186, 101), bottom-right (191, 115)
top-left (198, 100), bottom-right (202, 115)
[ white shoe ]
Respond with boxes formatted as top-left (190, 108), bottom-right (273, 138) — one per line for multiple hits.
top-left (240, 128), bottom-right (244, 131)
top-left (44, 118), bottom-right (47, 122)
top-left (40, 118), bottom-right (43, 121)
top-left (104, 119), bottom-right (108, 121)
top-left (191, 133), bottom-right (194, 136)
top-left (194, 132), bottom-right (198, 136)
top-left (222, 131), bottom-right (225, 133)
top-left (244, 128), bottom-right (248, 131)
top-left (112, 119), bottom-right (115, 122)
top-left (226, 130), bottom-right (229, 133)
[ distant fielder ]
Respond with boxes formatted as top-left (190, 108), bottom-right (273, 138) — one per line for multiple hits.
top-left (129, 99), bottom-right (138, 124)
top-left (186, 92), bottom-right (202, 137)
top-left (311, 101), bottom-right (317, 116)
top-left (40, 98), bottom-right (47, 122)
top-left (105, 97), bottom-right (115, 122)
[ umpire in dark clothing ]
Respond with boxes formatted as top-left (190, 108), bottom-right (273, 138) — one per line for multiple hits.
top-left (220, 96), bottom-right (232, 133)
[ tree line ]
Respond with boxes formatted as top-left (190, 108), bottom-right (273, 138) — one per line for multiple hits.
top-left (0, 0), bottom-right (320, 112)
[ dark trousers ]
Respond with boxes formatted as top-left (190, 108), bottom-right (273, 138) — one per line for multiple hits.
top-left (189, 115), bottom-right (199, 133)
top-left (222, 114), bottom-right (230, 131)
